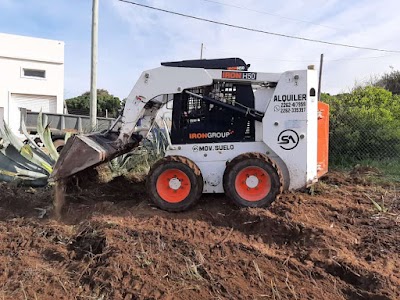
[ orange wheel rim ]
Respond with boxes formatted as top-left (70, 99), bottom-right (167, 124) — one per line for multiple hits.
top-left (235, 166), bottom-right (271, 201)
top-left (156, 169), bottom-right (191, 203)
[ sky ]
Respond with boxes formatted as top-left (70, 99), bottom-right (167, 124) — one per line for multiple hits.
top-left (0, 0), bottom-right (399, 99)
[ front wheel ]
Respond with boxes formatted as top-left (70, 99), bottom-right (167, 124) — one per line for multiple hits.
top-left (223, 153), bottom-right (282, 208)
top-left (146, 156), bottom-right (203, 212)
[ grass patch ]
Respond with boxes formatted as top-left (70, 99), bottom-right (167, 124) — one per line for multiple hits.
top-left (330, 158), bottom-right (400, 184)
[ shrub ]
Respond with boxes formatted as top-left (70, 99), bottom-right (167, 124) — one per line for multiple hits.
top-left (321, 86), bottom-right (400, 162)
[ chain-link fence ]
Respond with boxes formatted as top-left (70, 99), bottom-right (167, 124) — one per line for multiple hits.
top-left (329, 113), bottom-right (400, 161)
top-left (322, 87), bottom-right (400, 181)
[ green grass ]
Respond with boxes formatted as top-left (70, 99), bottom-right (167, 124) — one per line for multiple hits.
top-left (330, 158), bottom-right (400, 184)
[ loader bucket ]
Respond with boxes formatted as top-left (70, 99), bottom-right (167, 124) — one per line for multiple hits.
top-left (50, 132), bottom-right (140, 181)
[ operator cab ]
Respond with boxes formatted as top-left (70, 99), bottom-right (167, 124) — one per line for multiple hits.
top-left (165, 58), bottom-right (256, 144)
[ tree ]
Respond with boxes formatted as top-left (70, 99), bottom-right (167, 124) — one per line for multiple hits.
top-left (374, 68), bottom-right (400, 95)
top-left (121, 98), bottom-right (127, 110)
top-left (66, 89), bottom-right (121, 118)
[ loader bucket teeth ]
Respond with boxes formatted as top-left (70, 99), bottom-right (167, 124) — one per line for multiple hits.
top-left (50, 133), bottom-right (140, 181)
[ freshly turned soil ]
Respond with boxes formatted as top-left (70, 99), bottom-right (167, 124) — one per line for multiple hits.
top-left (0, 171), bottom-right (398, 299)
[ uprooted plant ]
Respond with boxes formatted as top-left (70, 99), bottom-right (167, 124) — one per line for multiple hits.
top-left (103, 124), bottom-right (168, 182)
top-left (0, 112), bottom-right (61, 186)
top-left (0, 112), bottom-right (168, 187)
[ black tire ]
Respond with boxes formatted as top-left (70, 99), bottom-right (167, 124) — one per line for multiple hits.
top-left (223, 152), bottom-right (282, 208)
top-left (146, 156), bottom-right (203, 212)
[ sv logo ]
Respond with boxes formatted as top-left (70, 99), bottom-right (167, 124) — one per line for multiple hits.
top-left (277, 130), bottom-right (299, 150)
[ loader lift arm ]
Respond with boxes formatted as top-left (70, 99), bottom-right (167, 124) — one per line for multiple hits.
top-left (50, 67), bottom-right (215, 181)
top-left (184, 90), bottom-right (264, 122)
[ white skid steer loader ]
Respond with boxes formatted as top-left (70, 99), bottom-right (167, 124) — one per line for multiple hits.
top-left (51, 58), bottom-right (329, 211)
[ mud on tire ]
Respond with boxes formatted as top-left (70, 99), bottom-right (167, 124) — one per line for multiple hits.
top-left (146, 156), bottom-right (204, 212)
top-left (223, 152), bottom-right (283, 208)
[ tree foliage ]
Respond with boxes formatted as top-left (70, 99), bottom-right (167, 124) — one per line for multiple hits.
top-left (322, 86), bottom-right (400, 161)
top-left (374, 69), bottom-right (400, 95)
top-left (66, 89), bottom-right (121, 118)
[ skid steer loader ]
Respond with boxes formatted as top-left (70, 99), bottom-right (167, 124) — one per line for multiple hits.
top-left (51, 58), bottom-right (329, 211)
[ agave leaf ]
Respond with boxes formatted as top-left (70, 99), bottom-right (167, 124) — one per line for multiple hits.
top-left (21, 117), bottom-right (54, 165)
top-left (0, 170), bottom-right (48, 187)
top-left (370, 198), bottom-right (383, 212)
top-left (20, 144), bottom-right (33, 160)
top-left (156, 119), bottom-right (167, 156)
top-left (158, 130), bottom-right (167, 156)
top-left (0, 167), bottom-right (46, 181)
top-left (0, 158), bottom-right (47, 179)
top-left (37, 110), bottom-right (45, 137)
top-left (43, 124), bottom-right (59, 160)
top-left (161, 117), bottom-right (172, 149)
top-left (64, 132), bottom-right (72, 143)
top-left (0, 143), bottom-right (48, 175)
top-left (151, 127), bottom-right (160, 156)
top-left (365, 194), bottom-right (388, 213)
top-left (0, 169), bottom-right (18, 177)
top-left (37, 111), bottom-right (59, 161)
top-left (109, 153), bottom-right (134, 173)
top-left (151, 122), bottom-right (168, 157)
top-left (106, 122), bottom-right (168, 179)
top-left (14, 167), bottom-right (48, 179)
top-left (1, 121), bottom-right (52, 174)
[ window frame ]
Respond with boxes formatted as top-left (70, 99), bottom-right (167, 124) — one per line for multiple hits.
top-left (21, 68), bottom-right (47, 80)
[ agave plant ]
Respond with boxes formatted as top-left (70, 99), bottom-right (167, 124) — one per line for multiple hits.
top-left (0, 112), bottom-right (169, 186)
top-left (0, 112), bottom-right (66, 186)
top-left (106, 123), bottom-right (169, 180)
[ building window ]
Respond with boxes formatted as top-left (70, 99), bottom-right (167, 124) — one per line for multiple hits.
top-left (23, 68), bottom-right (46, 79)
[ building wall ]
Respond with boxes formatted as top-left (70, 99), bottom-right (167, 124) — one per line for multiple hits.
top-left (0, 33), bottom-right (64, 131)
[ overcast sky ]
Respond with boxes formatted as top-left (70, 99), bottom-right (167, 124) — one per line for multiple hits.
top-left (0, 0), bottom-right (399, 99)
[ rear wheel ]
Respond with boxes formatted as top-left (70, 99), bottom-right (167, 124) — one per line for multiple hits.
top-left (223, 153), bottom-right (282, 208)
top-left (146, 156), bottom-right (203, 212)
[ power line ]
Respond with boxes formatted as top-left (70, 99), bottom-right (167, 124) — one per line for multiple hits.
top-left (207, 47), bottom-right (397, 63)
top-left (328, 54), bottom-right (397, 62)
top-left (201, 0), bottom-right (341, 31)
top-left (116, 0), bottom-right (400, 54)
top-left (257, 54), bottom-right (397, 62)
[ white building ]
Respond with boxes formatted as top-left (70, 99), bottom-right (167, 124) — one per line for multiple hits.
top-left (0, 33), bottom-right (64, 132)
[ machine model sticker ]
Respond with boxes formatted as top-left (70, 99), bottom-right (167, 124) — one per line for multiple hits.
top-left (277, 129), bottom-right (299, 150)
top-left (189, 130), bottom-right (234, 140)
top-left (227, 66), bottom-right (246, 71)
top-left (192, 144), bottom-right (235, 152)
top-left (222, 71), bottom-right (257, 80)
top-left (273, 94), bottom-right (307, 114)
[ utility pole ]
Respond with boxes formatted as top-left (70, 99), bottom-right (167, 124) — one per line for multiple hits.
top-left (90, 0), bottom-right (99, 129)
top-left (200, 43), bottom-right (204, 59)
top-left (317, 53), bottom-right (324, 100)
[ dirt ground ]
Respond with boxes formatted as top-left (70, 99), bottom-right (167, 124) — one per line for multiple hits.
top-left (0, 170), bottom-right (399, 300)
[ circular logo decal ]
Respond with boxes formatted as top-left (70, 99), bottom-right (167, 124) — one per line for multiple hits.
top-left (277, 129), bottom-right (299, 150)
